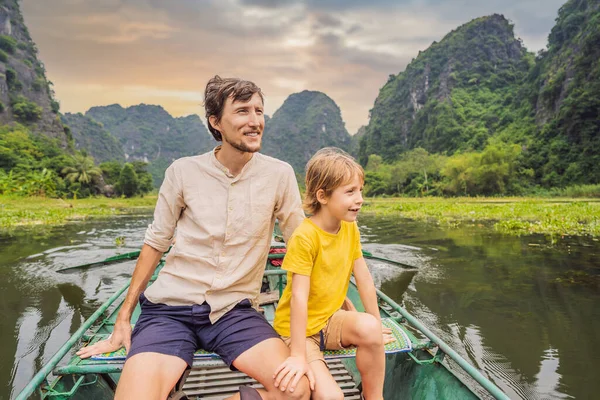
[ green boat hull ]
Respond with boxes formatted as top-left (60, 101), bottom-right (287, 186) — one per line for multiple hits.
top-left (20, 248), bottom-right (502, 400)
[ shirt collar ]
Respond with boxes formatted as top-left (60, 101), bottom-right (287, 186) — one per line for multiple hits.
top-left (210, 145), bottom-right (258, 180)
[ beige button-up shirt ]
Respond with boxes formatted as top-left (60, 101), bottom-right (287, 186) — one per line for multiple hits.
top-left (143, 147), bottom-right (304, 322)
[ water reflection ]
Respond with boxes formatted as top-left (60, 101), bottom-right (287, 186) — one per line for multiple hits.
top-left (359, 213), bottom-right (600, 400)
top-left (2, 213), bottom-right (599, 400)
top-left (1, 216), bottom-right (151, 399)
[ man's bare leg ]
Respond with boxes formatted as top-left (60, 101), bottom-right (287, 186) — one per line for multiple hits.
top-left (226, 338), bottom-right (310, 400)
top-left (115, 352), bottom-right (187, 400)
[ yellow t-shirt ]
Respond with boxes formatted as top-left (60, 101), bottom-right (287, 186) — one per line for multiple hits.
top-left (274, 218), bottom-right (363, 337)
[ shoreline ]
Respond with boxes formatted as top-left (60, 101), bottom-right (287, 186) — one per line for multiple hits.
top-left (2, 195), bottom-right (599, 238)
top-left (361, 197), bottom-right (600, 238)
top-left (0, 196), bottom-right (156, 231)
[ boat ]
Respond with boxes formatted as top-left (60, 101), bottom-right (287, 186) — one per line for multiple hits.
top-left (16, 243), bottom-right (509, 400)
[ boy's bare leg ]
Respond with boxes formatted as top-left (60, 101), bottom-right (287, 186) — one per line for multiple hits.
top-left (115, 352), bottom-right (187, 400)
top-left (340, 313), bottom-right (385, 400)
top-left (309, 360), bottom-right (344, 400)
top-left (228, 338), bottom-right (310, 400)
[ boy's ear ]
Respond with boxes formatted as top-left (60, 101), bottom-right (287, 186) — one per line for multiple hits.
top-left (316, 189), bottom-right (328, 205)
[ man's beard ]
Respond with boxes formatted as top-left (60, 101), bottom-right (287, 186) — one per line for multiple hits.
top-left (223, 134), bottom-right (261, 153)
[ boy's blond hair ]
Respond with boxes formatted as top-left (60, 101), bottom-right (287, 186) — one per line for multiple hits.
top-left (303, 147), bottom-right (365, 215)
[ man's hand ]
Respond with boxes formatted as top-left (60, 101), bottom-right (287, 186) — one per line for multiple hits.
top-left (383, 326), bottom-right (396, 345)
top-left (273, 356), bottom-right (316, 393)
top-left (76, 319), bottom-right (132, 359)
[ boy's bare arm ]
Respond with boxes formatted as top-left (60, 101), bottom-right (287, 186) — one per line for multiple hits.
top-left (353, 257), bottom-right (381, 321)
top-left (76, 244), bottom-right (163, 358)
top-left (273, 273), bottom-right (315, 392)
top-left (289, 274), bottom-right (310, 358)
top-left (353, 257), bottom-right (396, 345)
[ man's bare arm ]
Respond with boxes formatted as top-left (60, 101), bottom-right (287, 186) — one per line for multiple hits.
top-left (76, 244), bottom-right (163, 358)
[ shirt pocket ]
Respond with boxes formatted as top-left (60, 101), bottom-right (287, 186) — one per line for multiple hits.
top-left (244, 201), bottom-right (273, 238)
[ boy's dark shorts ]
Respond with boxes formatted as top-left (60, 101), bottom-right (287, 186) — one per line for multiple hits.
top-left (126, 293), bottom-right (280, 369)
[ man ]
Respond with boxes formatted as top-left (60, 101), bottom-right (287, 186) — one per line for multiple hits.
top-left (77, 76), bottom-right (310, 400)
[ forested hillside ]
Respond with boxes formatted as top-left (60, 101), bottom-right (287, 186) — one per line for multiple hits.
top-left (61, 112), bottom-right (125, 163)
top-left (261, 90), bottom-right (351, 173)
top-left (359, 14), bottom-right (532, 161)
top-left (0, 0), bottom-right (65, 142)
top-left (86, 104), bottom-right (214, 185)
top-left (525, 0), bottom-right (600, 186)
top-left (358, 0), bottom-right (600, 196)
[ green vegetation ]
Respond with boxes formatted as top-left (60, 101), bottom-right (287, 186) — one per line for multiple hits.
top-left (364, 144), bottom-right (537, 197)
top-left (361, 197), bottom-right (600, 238)
top-left (86, 105), bottom-right (213, 185)
top-left (0, 125), bottom-right (154, 199)
top-left (261, 91), bottom-right (351, 173)
top-left (11, 96), bottom-right (42, 122)
top-left (0, 195), bottom-right (156, 230)
top-left (32, 77), bottom-right (44, 92)
top-left (115, 163), bottom-right (138, 197)
top-left (0, 49), bottom-right (8, 63)
top-left (358, 0), bottom-right (600, 193)
top-left (0, 34), bottom-right (17, 54)
top-left (5, 68), bottom-right (23, 92)
top-left (61, 154), bottom-right (102, 186)
top-left (60, 112), bottom-right (125, 163)
top-left (50, 99), bottom-right (60, 113)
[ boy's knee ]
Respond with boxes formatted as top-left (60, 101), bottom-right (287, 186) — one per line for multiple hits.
top-left (356, 314), bottom-right (382, 347)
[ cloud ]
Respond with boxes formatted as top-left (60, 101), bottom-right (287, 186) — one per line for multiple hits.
top-left (21, 0), bottom-right (564, 134)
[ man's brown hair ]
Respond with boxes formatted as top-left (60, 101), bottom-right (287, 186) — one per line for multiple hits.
top-left (203, 75), bottom-right (264, 141)
top-left (303, 147), bottom-right (364, 215)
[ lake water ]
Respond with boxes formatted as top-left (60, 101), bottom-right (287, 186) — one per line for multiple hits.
top-left (2, 213), bottom-right (598, 399)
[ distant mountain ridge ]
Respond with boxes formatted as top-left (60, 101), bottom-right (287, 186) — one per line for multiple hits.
top-left (359, 14), bottom-right (532, 162)
top-left (83, 104), bottom-right (214, 185)
top-left (261, 90), bottom-right (352, 173)
top-left (61, 112), bottom-right (125, 163)
top-left (358, 1), bottom-right (600, 186)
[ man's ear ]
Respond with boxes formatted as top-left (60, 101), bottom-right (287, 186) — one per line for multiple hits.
top-left (316, 189), bottom-right (328, 205)
top-left (209, 115), bottom-right (219, 131)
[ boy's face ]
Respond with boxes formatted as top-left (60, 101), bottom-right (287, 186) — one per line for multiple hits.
top-left (212, 93), bottom-right (265, 153)
top-left (324, 174), bottom-right (364, 223)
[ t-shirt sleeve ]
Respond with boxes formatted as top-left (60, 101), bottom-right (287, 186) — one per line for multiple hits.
top-left (282, 234), bottom-right (315, 276)
top-left (352, 222), bottom-right (363, 260)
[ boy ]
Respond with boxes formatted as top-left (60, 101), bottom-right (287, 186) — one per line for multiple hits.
top-left (273, 148), bottom-right (391, 400)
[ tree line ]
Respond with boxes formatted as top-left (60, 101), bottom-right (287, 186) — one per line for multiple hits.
top-left (363, 142), bottom-right (600, 197)
top-left (0, 125), bottom-right (153, 198)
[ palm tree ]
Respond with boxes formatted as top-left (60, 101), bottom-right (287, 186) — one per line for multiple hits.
top-left (61, 154), bottom-right (102, 185)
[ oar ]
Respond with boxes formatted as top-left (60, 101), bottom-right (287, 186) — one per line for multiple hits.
top-left (361, 250), bottom-right (418, 269)
top-left (56, 251), bottom-right (142, 273)
top-left (270, 249), bottom-right (417, 269)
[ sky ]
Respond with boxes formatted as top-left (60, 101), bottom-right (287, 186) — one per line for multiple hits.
top-left (21, 0), bottom-right (566, 134)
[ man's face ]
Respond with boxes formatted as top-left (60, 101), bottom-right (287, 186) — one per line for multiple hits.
top-left (213, 93), bottom-right (265, 153)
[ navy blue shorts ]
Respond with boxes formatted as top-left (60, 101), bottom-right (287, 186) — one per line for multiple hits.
top-left (127, 293), bottom-right (280, 369)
